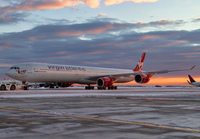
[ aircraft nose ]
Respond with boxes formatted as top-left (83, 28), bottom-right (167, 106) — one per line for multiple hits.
top-left (5, 70), bottom-right (9, 76)
top-left (5, 70), bottom-right (10, 76)
top-left (5, 69), bottom-right (14, 78)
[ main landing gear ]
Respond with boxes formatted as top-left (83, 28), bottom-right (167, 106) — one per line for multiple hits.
top-left (85, 85), bottom-right (118, 90)
top-left (22, 81), bottom-right (29, 90)
top-left (108, 86), bottom-right (117, 90)
top-left (85, 86), bottom-right (94, 90)
top-left (97, 85), bottom-right (117, 90)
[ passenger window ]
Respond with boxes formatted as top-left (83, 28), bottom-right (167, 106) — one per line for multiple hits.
top-left (10, 67), bottom-right (20, 69)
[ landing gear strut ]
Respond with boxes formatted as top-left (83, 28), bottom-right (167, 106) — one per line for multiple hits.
top-left (22, 81), bottom-right (29, 90)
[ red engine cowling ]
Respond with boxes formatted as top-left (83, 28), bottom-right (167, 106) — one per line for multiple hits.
top-left (97, 77), bottom-right (113, 87)
top-left (135, 74), bottom-right (150, 83)
top-left (57, 82), bottom-right (73, 87)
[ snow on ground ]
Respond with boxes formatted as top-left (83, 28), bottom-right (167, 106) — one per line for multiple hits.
top-left (0, 87), bottom-right (200, 98)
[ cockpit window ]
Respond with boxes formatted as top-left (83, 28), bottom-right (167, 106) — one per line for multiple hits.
top-left (10, 67), bottom-right (20, 69)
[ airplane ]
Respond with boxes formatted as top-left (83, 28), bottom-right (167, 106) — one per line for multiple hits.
top-left (5, 52), bottom-right (195, 90)
top-left (187, 75), bottom-right (200, 87)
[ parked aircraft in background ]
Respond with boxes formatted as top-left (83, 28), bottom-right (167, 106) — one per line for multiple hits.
top-left (5, 52), bottom-right (195, 90)
top-left (187, 75), bottom-right (200, 87)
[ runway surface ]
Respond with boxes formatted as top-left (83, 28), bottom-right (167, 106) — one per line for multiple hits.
top-left (0, 87), bottom-right (200, 139)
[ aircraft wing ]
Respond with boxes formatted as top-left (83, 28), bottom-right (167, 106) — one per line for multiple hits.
top-left (84, 73), bottom-right (136, 81)
top-left (145, 65), bottom-right (196, 75)
top-left (84, 65), bottom-right (196, 81)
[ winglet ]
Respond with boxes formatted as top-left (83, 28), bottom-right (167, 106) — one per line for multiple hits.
top-left (190, 65), bottom-right (196, 70)
top-left (133, 52), bottom-right (146, 72)
top-left (187, 80), bottom-right (191, 84)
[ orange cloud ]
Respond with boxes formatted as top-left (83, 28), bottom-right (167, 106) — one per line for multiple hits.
top-left (1, 0), bottom-right (84, 15)
top-left (84, 0), bottom-right (101, 8)
top-left (87, 50), bottom-right (108, 55)
top-left (104, 0), bottom-right (158, 6)
top-left (28, 36), bottom-right (43, 40)
top-left (54, 51), bottom-right (69, 55)
top-left (55, 25), bottom-right (115, 37)
top-left (86, 25), bottom-right (115, 34)
top-left (15, 0), bottom-right (84, 11)
top-left (56, 31), bottom-right (83, 37)
top-left (0, 43), bottom-right (13, 50)
top-left (70, 7), bottom-right (79, 11)
top-left (141, 35), bottom-right (160, 40)
top-left (158, 40), bottom-right (186, 47)
top-left (136, 21), bottom-right (146, 25)
top-left (98, 13), bottom-right (107, 16)
top-left (193, 17), bottom-right (200, 22)
top-left (1, 0), bottom-right (159, 15)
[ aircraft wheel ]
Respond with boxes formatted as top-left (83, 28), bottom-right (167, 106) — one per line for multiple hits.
top-left (10, 85), bottom-right (16, 90)
top-left (111, 86), bottom-right (114, 90)
top-left (24, 86), bottom-right (29, 90)
top-left (108, 86), bottom-right (117, 90)
top-left (98, 87), bottom-right (102, 90)
top-left (49, 84), bottom-right (54, 88)
top-left (1, 85), bottom-right (6, 91)
top-left (85, 86), bottom-right (94, 90)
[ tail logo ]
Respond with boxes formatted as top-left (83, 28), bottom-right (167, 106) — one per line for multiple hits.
top-left (137, 58), bottom-right (144, 70)
top-left (17, 69), bottom-right (27, 75)
top-left (133, 52), bottom-right (146, 72)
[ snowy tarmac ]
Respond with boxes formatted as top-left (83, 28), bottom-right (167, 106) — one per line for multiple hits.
top-left (0, 87), bottom-right (200, 138)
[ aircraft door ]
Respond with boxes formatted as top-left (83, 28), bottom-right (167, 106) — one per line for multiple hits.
top-left (26, 64), bottom-right (32, 73)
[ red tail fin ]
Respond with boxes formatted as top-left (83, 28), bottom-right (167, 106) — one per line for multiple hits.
top-left (188, 75), bottom-right (196, 83)
top-left (133, 52), bottom-right (146, 72)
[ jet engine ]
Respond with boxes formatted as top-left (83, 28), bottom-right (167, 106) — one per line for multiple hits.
top-left (135, 74), bottom-right (150, 83)
top-left (97, 77), bottom-right (113, 87)
top-left (57, 82), bottom-right (73, 87)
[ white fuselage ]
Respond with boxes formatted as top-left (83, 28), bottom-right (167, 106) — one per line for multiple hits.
top-left (5, 63), bottom-right (135, 84)
top-left (189, 82), bottom-right (200, 87)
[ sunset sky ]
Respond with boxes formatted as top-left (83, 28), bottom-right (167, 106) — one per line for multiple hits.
top-left (0, 0), bottom-right (200, 86)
